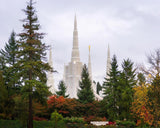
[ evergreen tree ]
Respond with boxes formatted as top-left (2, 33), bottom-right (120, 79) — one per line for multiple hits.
top-left (0, 31), bottom-right (18, 66)
top-left (137, 72), bottom-right (146, 86)
top-left (103, 55), bottom-right (120, 121)
top-left (119, 59), bottom-right (136, 120)
top-left (96, 82), bottom-right (102, 95)
top-left (0, 31), bottom-right (20, 94)
top-left (15, 0), bottom-right (51, 127)
top-left (56, 80), bottom-right (69, 98)
top-left (0, 31), bottom-right (20, 119)
top-left (77, 64), bottom-right (94, 104)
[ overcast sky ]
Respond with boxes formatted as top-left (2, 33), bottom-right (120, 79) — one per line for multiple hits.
top-left (0, 0), bottom-right (160, 87)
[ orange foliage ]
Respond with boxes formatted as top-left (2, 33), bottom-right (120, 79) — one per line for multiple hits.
top-left (47, 95), bottom-right (79, 116)
top-left (47, 95), bottom-right (65, 109)
top-left (131, 85), bottom-right (153, 126)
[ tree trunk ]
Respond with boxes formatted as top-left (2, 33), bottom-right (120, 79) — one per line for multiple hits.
top-left (28, 93), bottom-right (33, 128)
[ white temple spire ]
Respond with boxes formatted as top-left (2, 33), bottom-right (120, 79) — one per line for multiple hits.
top-left (71, 14), bottom-right (80, 62)
top-left (106, 44), bottom-right (111, 78)
top-left (47, 46), bottom-right (55, 94)
top-left (64, 15), bottom-right (83, 99)
top-left (88, 45), bottom-right (92, 81)
top-left (74, 14), bottom-right (77, 31)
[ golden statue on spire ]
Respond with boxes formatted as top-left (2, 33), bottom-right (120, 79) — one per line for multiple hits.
top-left (89, 45), bottom-right (91, 52)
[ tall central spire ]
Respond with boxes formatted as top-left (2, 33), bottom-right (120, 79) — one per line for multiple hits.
top-left (71, 15), bottom-right (80, 62)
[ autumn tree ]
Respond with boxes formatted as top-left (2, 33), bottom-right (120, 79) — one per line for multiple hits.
top-left (56, 80), bottom-right (69, 98)
top-left (148, 74), bottom-right (160, 127)
top-left (77, 64), bottom-right (94, 104)
top-left (0, 70), bottom-right (7, 118)
top-left (15, 0), bottom-right (51, 127)
top-left (131, 85), bottom-right (153, 126)
top-left (140, 49), bottom-right (160, 127)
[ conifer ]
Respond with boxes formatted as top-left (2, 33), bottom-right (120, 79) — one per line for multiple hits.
top-left (56, 80), bottom-right (69, 98)
top-left (15, 0), bottom-right (51, 127)
top-left (77, 64), bottom-right (94, 104)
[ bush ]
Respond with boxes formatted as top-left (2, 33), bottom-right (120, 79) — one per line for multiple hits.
top-left (0, 120), bottom-right (66, 128)
top-left (34, 120), bottom-right (66, 128)
top-left (84, 116), bottom-right (106, 123)
top-left (116, 120), bottom-right (136, 128)
top-left (64, 117), bottom-right (85, 124)
top-left (51, 110), bottom-right (63, 122)
top-left (33, 116), bottom-right (47, 121)
top-left (84, 124), bottom-right (117, 128)
top-left (0, 120), bottom-right (22, 128)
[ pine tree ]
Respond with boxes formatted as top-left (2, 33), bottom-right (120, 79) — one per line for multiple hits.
top-left (0, 31), bottom-right (17, 66)
top-left (137, 72), bottom-right (146, 86)
top-left (77, 64), bottom-right (94, 104)
top-left (0, 31), bottom-right (20, 94)
top-left (56, 80), bottom-right (69, 98)
top-left (0, 31), bottom-right (20, 119)
top-left (119, 59), bottom-right (136, 120)
top-left (103, 55), bottom-right (120, 121)
top-left (15, 0), bottom-right (51, 127)
top-left (96, 82), bottom-right (102, 95)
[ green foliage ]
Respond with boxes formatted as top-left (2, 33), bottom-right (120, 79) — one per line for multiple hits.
top-left (13, 0), bottom-right (52, 127)
top-left (64, 117), bottom-right (84, 124)
top-left (148, 74), bottom-right (160, 127)
top-left (0, 31), bottom-right (19, 120)
top-left (0, 31), bottom-right (20, 91)
top-left (0, 31), bottom-right (18, 65)
top-left (137, 73), bottom-right (146, 86)
top-left (103, 55), bottom-right (120, 121)
top-left (116, 120), bottom-right (136, 128)
top-left (56, 80), bottom-right (69, 98)
top-left (0, 120), bottom-right (66, 128)
top-left (96, 82), bottom-right (102, 95)
top-left (51, 110), bottom-right (63, 122)
top-left (78, 64), bottom-right (94, 104)
top-left (118, 58), bottom-right (136, 120)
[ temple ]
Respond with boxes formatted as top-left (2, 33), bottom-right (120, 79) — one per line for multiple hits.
top-left (47, 15), bottom-right (111, 100)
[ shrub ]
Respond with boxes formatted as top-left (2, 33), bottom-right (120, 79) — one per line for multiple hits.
top-left (116, 120), bottom-right (136, 128)
top-left (64, 117), bottom-right (85, 124)
top-left (51, 110), bottom-right (63, 122)
top-left (33, 116), bottom-right (47, 121)
top-left (84, 116), bottom-right (106, 123)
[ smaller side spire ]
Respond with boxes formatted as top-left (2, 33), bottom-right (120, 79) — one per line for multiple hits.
top-left (49, 46), bottom-right (53, 66)
top-left (106, 44), bottom-right (111, 78)
top-left (47, 46), bottom-right (55, 94)
top-left (88, 45), bottom-right (92, 81)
